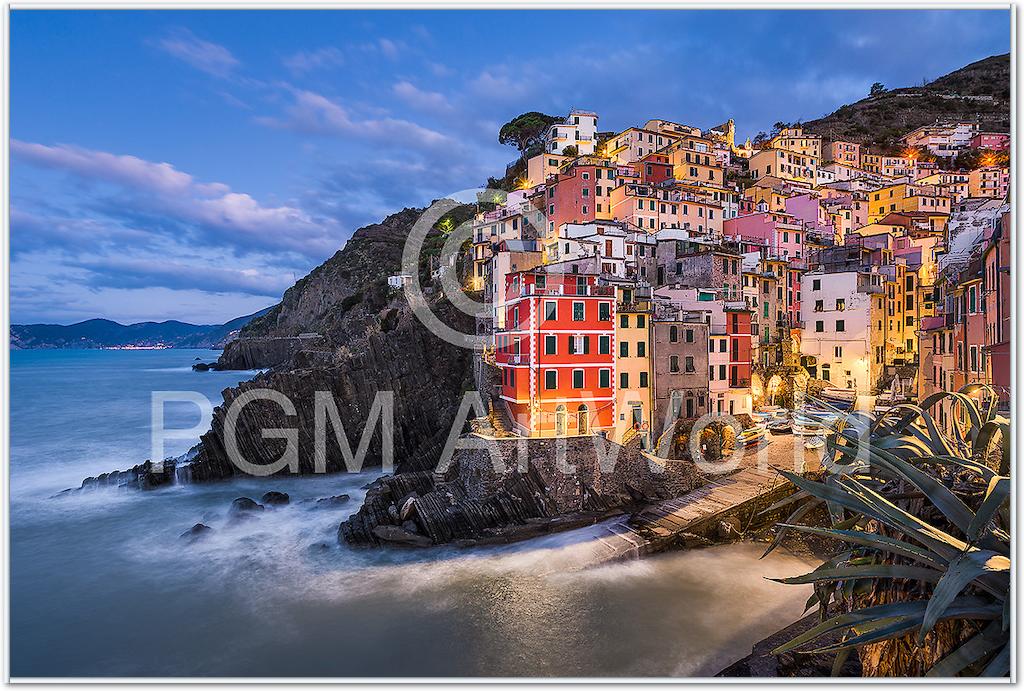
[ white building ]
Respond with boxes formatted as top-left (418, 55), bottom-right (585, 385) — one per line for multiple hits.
top-left (800, 269), bottom-right (887, 393)
top-left (543, 109), bottom-right (598, 155)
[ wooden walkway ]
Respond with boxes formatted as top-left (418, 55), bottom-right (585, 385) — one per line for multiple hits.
top-left (553, 463), bottom-right (798, 571)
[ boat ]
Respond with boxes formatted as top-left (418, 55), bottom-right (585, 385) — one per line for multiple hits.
top-left (793, 421), bottom-right (824, 436)
top-left (767, 420), bottom-right (792, 435)
top-left (804, 436), bottom-right (826, 450)
top-left (736, 426), bottom-right (767, 446)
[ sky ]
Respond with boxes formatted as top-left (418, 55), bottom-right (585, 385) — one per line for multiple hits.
top-left (10, 9), bottom-right (1010, 325)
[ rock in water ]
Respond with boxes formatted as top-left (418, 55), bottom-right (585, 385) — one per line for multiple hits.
top-left (315, 494), bottom-right (351, 508)
top-left (180, 523), bottom-right (214, 543)
top-left (371, 524), bottom-right (432, 548)
top-left (261, 491), bottom-right (290, 506)
top-left (229, 497), bottom-right (264, 515)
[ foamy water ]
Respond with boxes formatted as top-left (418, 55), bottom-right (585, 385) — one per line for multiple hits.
top-left (11, 350), bottom-right (816, 677)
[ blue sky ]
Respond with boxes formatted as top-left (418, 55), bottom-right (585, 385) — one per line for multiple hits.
top-left (10, 9), bottom-right (1009, 324)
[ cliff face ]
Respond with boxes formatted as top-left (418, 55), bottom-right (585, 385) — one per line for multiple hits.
top-left (234, 207), bottom-right (423, 355)
top-left (187, 300), bottom-right (475, 481)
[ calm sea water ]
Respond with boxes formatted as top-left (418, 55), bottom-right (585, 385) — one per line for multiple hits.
top-left (10, 349), bottom-right (815, 678)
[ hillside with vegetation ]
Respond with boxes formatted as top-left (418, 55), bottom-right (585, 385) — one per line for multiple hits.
top-left (798, 53), bottom-right (1009, 148)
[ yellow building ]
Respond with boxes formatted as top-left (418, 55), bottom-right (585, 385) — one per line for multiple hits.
top-left (767, 127), bottom-right (822, 159)
top-left (748, 147), bottom-right (818, 185)
top-left (868, 183), bottom-right (950, 223)
top-left (613, 283), bottom-right (653, 446)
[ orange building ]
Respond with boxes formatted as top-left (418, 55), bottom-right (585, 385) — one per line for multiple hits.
top-left (496, 270), bottom-right (616, 437)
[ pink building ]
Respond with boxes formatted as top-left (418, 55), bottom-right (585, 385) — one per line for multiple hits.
top-left (969, 132), bottom-right (1010, 151)
top-left (724, 211), bottom-right (807, 265)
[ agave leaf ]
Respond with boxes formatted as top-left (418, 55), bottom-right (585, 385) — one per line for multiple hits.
top-left (925, 620), bottom-right (1007, 677)
top-left (776, 524), bottom-right (946, 569)
top-left (830, 647), bottom-right (852, 677)
top-left (838, 476), bottom-right (967, 559)
top-left (762, 498), bottom-right (820, 558)
top-left (868, 451), bottom-right (977, 536)
top-left (802, 617), bottom-right (923, 654)
top-left (974, 421), bottom-right (1010, 476)
top-left (771, 600), bottom-right (929, 655)
top-left (758, 490), bottom-right (811, 516)
top-left (981, 643), bottom-right (1011, 677)
top-left (769, 563), bottom-right (942, 586)
top-left (967, 476), bottom-right (1010, 542)
top-left (919, 550), bottom-right (1010, 643)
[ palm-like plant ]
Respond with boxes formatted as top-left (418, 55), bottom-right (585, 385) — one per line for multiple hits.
top-left (765, 385), bottom-right (1010, 677)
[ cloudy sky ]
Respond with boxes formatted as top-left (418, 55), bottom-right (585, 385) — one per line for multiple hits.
top-left (11, 9), bottom-right (1009, 324)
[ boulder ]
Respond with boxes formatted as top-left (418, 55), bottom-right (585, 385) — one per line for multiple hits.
top-left (371, 524), bottom-right (432, 548)
top-left (315, 494), bottom-right (351, 508)
top-left (191, 362), bottom-right (211, 372)
top-left (180, 523), bottom-right (213, 543)
top-left (399, 495), bottom-right (419, 521)
top-left (261, 491), bottom-right (290, 506)
top-left (229, 497), bottom-right (264, 515)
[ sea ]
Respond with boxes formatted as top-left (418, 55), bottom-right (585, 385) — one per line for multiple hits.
top-left (10, 348), bottom-right (815, 678)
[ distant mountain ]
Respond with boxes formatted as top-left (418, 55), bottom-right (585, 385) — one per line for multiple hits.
top-left (10, 308), bottom-right (272, 350)
top-left (799, 53), bottom-right (1009, 149)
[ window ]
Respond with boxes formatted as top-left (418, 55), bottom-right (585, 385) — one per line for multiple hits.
top-left (670, 355), bottom-right (680, 373)
top-left (620, 314), bottom-right (628, 328)
top-left (834, 346), bottom-right (843, 358)
top-left (670, 326), bottom-right (678, 342)
top-left (709, 365), bottom-right (715, 380)
top-left (815, 320), bottom-right (824, 332)
top-left (572, 301), bottom-right (585, 321)
top-left (813, 279), bottom-right (821, 291)
top-left (814, 299), bottom-right (824, 312)
top-left (512, 307), bottom-right (519, 325)
top-left (598, 303), bottom-right (611, 321)
top-left (685, 329), bottom-right (694, 343)
top-left (620, 341), bottom-right (629, 357)
top-left (544, 370), bottom-right (557, 390)
top-left (719, 364), bottom-right (726, 380)
top-left (637, 342), bottom-right (646, 357)
top-left (639, 372), bottom-right (649, 388)
top-left (685, 356), bottom-right (695, 373)
top-left (544, 301), bottom-right (557, 321)
top-left (836, 298), bottom-right (845, 311)
top-left (572, 369), bottom-right (584, 389)
top-left (545, 335), bottom-right (557, 355)
top-left (637, 314), bottom-right (646, 328)
top-left (708, 338), bottom-right (714, 352)
top-left (720, 339), bottom-right (727, 353)
top-left (836, 320), bottom-right (845, 332)
top-left (599, 369), bottom-right (610, 388)
top-left (620, 372), bottom-right (629, 388)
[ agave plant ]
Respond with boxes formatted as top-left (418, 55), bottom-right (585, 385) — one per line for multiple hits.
top-left (764, 385), bottom-right (1010, 677)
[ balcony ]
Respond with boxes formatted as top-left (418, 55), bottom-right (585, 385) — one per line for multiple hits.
top-left (729, 378), bottom-right (751, 388)
top-left (858, 284), bottom-right (885, 294)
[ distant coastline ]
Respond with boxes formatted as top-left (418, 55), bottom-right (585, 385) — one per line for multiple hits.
top-left (10, 308), bottom-right (270, 351)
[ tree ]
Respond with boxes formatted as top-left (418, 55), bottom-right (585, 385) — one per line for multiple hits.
top-left (497, 111), bottom-right (559, 152)
top-left (771, 121), bottom-right (787, 136)
top-left (561, 144), bottom-right (578, 157)
top-left (752, 131), bottom-right (769, 148)
top-left (870, 82), bottom-right (887, 97)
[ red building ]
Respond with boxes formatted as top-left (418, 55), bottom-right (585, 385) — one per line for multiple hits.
top-left (982, 211), bottom-right (1011, 405)
top-left (726, 307), bottom-right (752, 390)
top-left (495, 269), bottom-right (616, 436)
top-left (545, 158), bottom-right (617, 235)
top-left (969, 132), bottom-right (1010, 151)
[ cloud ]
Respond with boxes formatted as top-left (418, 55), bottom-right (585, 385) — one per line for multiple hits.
top-left (76, 256), bottom-right (294, 297)
top-left (469, 70), bottom-right (535, 101)
top-left (392, 80), bottom-right (453, 113)
top-left (156, 28), bottom-right (240, 78)
top-left (12, 139), bottom-right (340, 258)
top-left (257, 88), bottom-right (453, 151)
top-left (377, 38), bottom-right (400, 60)
top-left (283, 46), bottom-right (345, 74)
